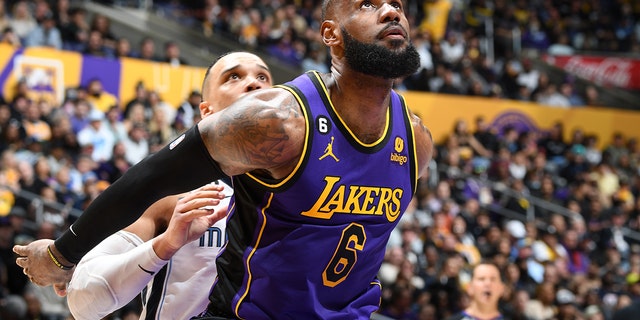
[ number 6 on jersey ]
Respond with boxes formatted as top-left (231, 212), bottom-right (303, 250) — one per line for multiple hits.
top-left (322, 223), bottom-right (366, 287)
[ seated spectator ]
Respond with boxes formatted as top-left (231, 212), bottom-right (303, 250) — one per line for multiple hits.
top-left (60, 7), bottom-right (89, 52)
top-left (1, 26), bottom-right (22, 47)
top-left (516, 58), bottom-right (540, 93)
top-left (25, 12), bottom-right (61, 49)
top-left (77, 109), bottom-right (115, 163)
top-left (176, 90), bottom-right (201, 128)
top-left (122, 123), bottom-right (149, 165)
top-left (163, 41), bottom-right (188, 66)
top-left (267, 32), bottom-right (304, 66)
top-left (440, 32), bottom-right (464, 66)
top-left (82, 30), bottom-right (115, 58)
top-left (114, 37), bottom-right (132, 58)
top-left (9, 1), bottom-right (37, 44)
top-left (89, 13), bottom-right (117, 50)
top-left (548, 34), bottom-right (575, 56)
top-left (85, 78), bottom-right (118, 113)
top-left (525, 281), bottom-right (557, 320)
top-left (21, 101), bottom-right (51, 144)
top-left (132, 36), bottom-right (160, 61)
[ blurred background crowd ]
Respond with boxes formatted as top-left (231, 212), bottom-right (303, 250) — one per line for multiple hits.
top-left (0, 0), bottom-right (639, 319)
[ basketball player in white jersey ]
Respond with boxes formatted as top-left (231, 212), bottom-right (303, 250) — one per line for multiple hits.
top-left (65, 52), bottom-right (273, 319)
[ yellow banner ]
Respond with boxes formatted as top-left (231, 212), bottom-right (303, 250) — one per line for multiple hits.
top-left (403, 91), bottom-right (640, 150)
top-left (119, 57), bottom-right (207, 108)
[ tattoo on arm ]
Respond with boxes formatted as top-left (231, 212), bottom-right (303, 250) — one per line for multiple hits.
top-left (213, 92), bottom-right (303, 172)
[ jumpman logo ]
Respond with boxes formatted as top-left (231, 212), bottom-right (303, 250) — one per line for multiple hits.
top-left (319, 136), bottom-right (339, 162)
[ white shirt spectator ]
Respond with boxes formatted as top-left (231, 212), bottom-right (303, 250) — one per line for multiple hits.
top-left (440, 34), bottom-right (465, 65)
top-left (77, 110), bottom-right (115, 162)
top-left (122, 124), bottom-right (149, 165)
top-left (517, 69), bottom-right (540, 92)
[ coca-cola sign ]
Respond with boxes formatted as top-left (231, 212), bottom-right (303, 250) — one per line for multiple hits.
top-left (543, 54), bottom-right (640, 90)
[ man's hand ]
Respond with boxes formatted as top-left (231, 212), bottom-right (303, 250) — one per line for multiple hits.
top-left (13, 239), bottom-right (74, 287)
top-left (153, 184), bottom-right (227, 260)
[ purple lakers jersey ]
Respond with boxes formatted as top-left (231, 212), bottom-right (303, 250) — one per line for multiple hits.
top-left (207, 71), bottom-right (418, 319)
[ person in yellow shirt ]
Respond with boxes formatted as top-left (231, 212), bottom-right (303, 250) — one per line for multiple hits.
top-left (420, 0), bottom-right (453, 42)
top-left (85, 78), bottom-right (118, 113)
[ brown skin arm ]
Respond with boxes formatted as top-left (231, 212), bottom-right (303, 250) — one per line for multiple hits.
top-left (123, 195), bottom-right (179, 241)
top-left (411, 113), bottom-right (435, 179)
top-left (13, 196), bottom-right (176, 294)
top-left (197, 87), bottom-right (306, 180)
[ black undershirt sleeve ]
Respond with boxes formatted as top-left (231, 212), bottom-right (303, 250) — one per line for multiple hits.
top-left (55, 125), bottom-right (226, 264)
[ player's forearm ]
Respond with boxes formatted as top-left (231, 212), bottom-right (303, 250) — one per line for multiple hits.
top-left (55, 126), bottom-right (225, 264)
top-left (67, 232), bottom-right (167, 319)
top-left (152, 232), bottom-right (180, 260)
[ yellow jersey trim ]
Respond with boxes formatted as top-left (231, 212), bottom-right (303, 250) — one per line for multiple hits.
top-left (244, 86), bottom-right (311, 188)
top-left (234, 193), bottom-right (273, 319)
top-left (312, 71), bottom-right (390, 147)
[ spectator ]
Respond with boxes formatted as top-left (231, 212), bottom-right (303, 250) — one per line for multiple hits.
top-left (438, 68), bottom-right (463, 95)
top-left (613, 300), bottom-right (640, 320)
top-left (559, 82), bottom-right (585, 107)
top-left (440, 32), bottom-right (464, 66)
top-left (68, 99), bottom-right (92, 135)
top-left (59, 7), bottom-right (89, 51)
top-left (603, 132), bottom-right (628, 168)
top-left (9, 1), bottom-right (37, 44)
top-left (516, 59), bottom-right (540, 93)
top-left (521, 15), bottom-right (550, 51)
top-left (82, 29), bottom-right (115, 58)
top-left (584, 85), bottom-right (604, 107)
top-left (102, 105), bottom-right (127, 143)
top-left (525, 281), bottom-right (557, 320)
top-left (446, 262), bottom-right (505, 320)
top-left (536, 83), bottom-right (571, 108)
top-left (123, 81), bottom-right (149, 120)
top-left (175, 90), bottom-right (201, 129)
top-left (1, 26), bottom-right (22, 47)
top-left (547, 34), bottom-right (575, 56)
top-left (0, 0), bottom-right (10, 32)
top-left (89, 13), bottom-right (117, 50)
top-left (555, 288), bottom-right (579, 320)
top-left (121, 123), bottom-right (148, 165)
top-left (24, 12), bottom-right (62, 49)
top-left (114, 37), bottom-right (132, 58)
top-left (77, 109), bottom-right (115, 163)
top-left (21, 101), bottom-right (51, 144)
top-left (85, 78), bottom-right (118, 113)
top-left (301, 42), bottom-right (329, 73)
top-left (132, 36), bottom-right (160, 61)
top-left (94, 142), bottom-right (130, 184)
top-left (162, 41), bottom-right (188, 66)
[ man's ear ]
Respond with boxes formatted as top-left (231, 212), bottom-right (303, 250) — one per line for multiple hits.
top-left (321, 20), bottom-right (340, 47)
top-left (199, 101), bottom-right (214, 118)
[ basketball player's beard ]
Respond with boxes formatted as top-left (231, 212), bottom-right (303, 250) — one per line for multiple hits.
top-left (342, 27), bottom-right (420, 80)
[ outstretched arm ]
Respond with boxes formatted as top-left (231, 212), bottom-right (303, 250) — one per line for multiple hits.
top-left (14, 87), bottom-right (304, 286)
top-left (14, 125), bottom-right (225, 285)
top-left (67, 185), bottom-right (226, 319)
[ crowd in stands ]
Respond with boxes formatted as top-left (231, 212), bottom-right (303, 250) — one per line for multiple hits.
top-left (176, 0), bottom-right (639, 108)
top-left (0, 0), bottom-right (639, 319)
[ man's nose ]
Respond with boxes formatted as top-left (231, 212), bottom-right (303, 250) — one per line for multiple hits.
top-left (379, 3), bottom-right (401, 23)
top-left (246, 78), bottom-right (263, 91)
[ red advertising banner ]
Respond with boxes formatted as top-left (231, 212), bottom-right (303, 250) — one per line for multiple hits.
top-left (543, 54), bottom-right (640, 90)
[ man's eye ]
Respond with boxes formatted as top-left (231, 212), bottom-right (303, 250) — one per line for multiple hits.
top-left (361, 1), bottom-right (374, 8)
top-left (229, 74), bottom-right (240, 80)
